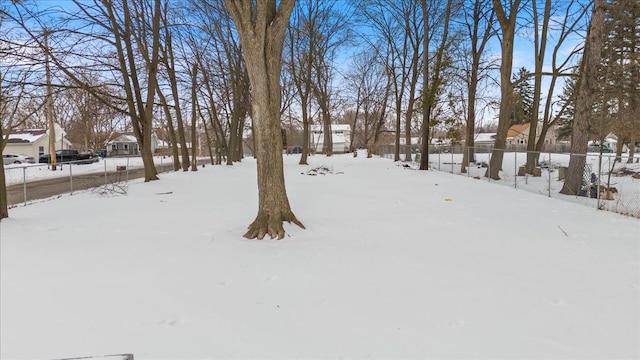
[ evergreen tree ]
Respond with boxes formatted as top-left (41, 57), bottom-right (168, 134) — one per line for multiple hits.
top-left (511, 67), bottom-right (534, 125)
top-left (555, 74), bottom-right (577, 141)
top-left (599, 0), bottom-right (640, 153)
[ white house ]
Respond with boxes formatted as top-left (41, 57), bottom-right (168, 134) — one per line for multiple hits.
top-left (310, 124), bottom-right (351, 153)
top-left (3, 123), bottom-right (71, 158)
top-left (105, 132), bottom-right (161, 156)
top-left (472, 132), bottom-right (497, 147)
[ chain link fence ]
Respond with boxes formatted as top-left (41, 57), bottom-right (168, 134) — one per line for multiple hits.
top-left (377, 144), bottom-right (640, 218)
top-left (3, 156), bottom-right (185, 206)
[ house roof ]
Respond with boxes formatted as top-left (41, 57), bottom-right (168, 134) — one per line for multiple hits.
top-left (507, 123), bottom-right (530, 138)
top-left (5, 129), bottom-right (47, 144)
top-left (106, 133), bottom-right (138, 144)
top-left (311, 124), bottom-right (351, 132)
top-left (474, 132), bottom-right (497, 143)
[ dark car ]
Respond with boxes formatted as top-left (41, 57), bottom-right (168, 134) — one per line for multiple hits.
top-left (39, 149), bottom-right (98, 164)
top-left (587, 144), bottom-right (612, 153)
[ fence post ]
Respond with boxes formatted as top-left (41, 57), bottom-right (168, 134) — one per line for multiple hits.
top-left (104, 159), bottom-right (107, 185)
top-left (488, 148), bottom-right (492, 183)
top-left (597, 153), bottom-right (602, 210)
top-left (23, 167), bottom-right (27, 206)
top-left (514, 151), bottom-right (518, 188)
top-left (126, 157), bottom-right (130, 182)
top-left (467, 147), bottom-right (470, 177)
top-left (451, 149), bottom-right (454, 173)
top-left (548, 152), bottom-right (551, 197)
top-left (69, 163), bottom-right (73, 195)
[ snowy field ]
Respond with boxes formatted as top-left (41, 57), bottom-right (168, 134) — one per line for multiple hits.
top-left (0, 151), bottom-right (639, 359)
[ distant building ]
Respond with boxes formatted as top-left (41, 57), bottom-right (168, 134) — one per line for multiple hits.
top-left (310, 124), bottom-right (351, 153)
top-left (472, 132), bottom-right (497, 147)
top-left (105, 132), bottom-right (161, 156)
top-left (506, 123), bottom-right (530, 145)
top-left (506, 123), bottom-right (562, 148)
top-left (3, 123), bottom-right (71, 158)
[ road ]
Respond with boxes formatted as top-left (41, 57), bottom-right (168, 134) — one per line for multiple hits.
top-left (6, 160), bottom-right (208, 206)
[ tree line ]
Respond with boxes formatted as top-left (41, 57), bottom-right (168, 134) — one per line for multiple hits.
top-left (1, 0), bottom-right (638, 237)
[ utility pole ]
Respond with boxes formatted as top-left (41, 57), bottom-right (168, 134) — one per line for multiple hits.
top-left (44, 30), bottom-right (57, 171)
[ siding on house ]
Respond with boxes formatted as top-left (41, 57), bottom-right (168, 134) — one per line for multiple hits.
top-left (507, 124), bottom-right (530, 145)
top-left (310, 125), bottom-right (351, 153)
top-left (3, 124), bottom-right (71, 158)
top-left (105, 133), bottom-right (160, 156)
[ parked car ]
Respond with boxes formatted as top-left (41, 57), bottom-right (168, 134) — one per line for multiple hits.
top-left (39, 149), bottom-right (98, 164)
top-left (3, 153), bottom-right (36, 165)
top-left (587, 144), bottom-right (613, 153)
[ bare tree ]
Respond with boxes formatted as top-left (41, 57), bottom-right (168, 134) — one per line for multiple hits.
top-left (286, 3), bottom-right (314, 164)
top-left (186, 0), bottom-right (250, 165)
top-left (458, 0), bottom-right (495, 173)
top-left (286, 0), bottom-right (349, 159)
top-left (157, 1), bottom-right (191, 171)
top-left (560, 0), bottom-right (606, 195)
top-left (225, 0), bottom-right (304, 240)
top-left (521, 0), bottom-right (588, 173)
top-left (357, 0), bottom-right (423, 162)
top-left (344, 47), bottom-right (392, 151)
top-left (419, 0), bottom-right (456, 170)
top-left (7, 0), bottom-right (164, 181)
top-left (488, 0), bottom-right (522, 179)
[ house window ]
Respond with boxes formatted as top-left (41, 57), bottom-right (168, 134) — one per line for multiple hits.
top-left (124, 144), bottom-right (129, 150)
top-left (519, 139), bottom-right (526, 145)
top-left (111, 144), bottom-right (116, 150)
top-left (38, 146), bottom-right (44, 155)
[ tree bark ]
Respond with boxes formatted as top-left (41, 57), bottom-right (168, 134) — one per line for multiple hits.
top-left (560, 0), bottom-right (606, 195)
top-left (190, 63), bottom-right (199, 171)
top-left (525, 0), bottom-right (551, 173)
top-left (225, 0), bottom-right (304, 240)
top-left (0, 127), bottom-right (8, 220)
top-left (162, 29), bottom-right (191, 172)
top-left (488, 0), bottom-right (521, 180)
top-left (156, 88), bottom-right (182, 171)
top-left (44, 31), bottom-right (58, 171)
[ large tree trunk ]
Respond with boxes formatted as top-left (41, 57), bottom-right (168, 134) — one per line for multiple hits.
top-left (226, 0), bottom-right (303, 240)
top-left (525, 0), bottom-right (551, 173)
top-left (0, 130), bottom-right (8, 220)
top-left (0, 166), bottom-right (7, 220)
top-left (299, 105), bottom-right (310, 165)
top-left (161, 27), bottom-right (191, 172)
top-left (45, 31), bottom-right (57, 171)
top-left (157, 89), bottom-right (182, 171)
top-left (488, 0), bottom-right (520, 180)
top-left (190, 64), bottom-right (199, 171)
top-left (628, 133), bottom-right (636, 163)
top-left (462, 76), bottom-right (478, 173)
top-left (560, 0), bottom-right (605, 195)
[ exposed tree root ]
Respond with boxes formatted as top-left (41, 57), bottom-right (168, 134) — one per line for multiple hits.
top-left (244, 211), bottom-right (305, 240)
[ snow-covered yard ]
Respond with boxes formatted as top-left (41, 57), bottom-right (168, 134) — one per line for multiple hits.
top-left (1, 151), bottom-right (638, 359)
top-left (401, 150), bottom-right (640, 217)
